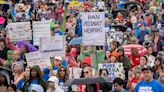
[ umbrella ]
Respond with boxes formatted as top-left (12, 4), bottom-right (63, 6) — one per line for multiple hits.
top-left (0, 1), bottom-right (8, 4)
top-left (112, 25), bottom-right (128, 32)
top-left (0, 66), bottom-right (12, 72)
top-left (112, 9), bottom-right (128, 18)
top-left (65, 76), bottom-right (112, 86)
top-left (0, 17), bottom-right (5, 24)
top-left (16, 40), bottom-right (38, 52)
top-left (69, 37), bottom-right (82, 45)
top-left (124, 2), bottom-right (140, 9)
top-left (68, 1), bottom-right (81, 8)
top-left (122, 44), bottom-right (148, 56)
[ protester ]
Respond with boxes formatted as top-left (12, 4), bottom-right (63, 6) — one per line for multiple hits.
top-left (7, 84), bottom-right (17, 92)
top-left (0, 0), bottom-right (163, 92)
top-left (22, 65), bottom-right (48, 92)
top-left (56, 66), bottom-right (69, 91)
top-left (134, 66), bottom-right (164, 92)
top-left (0, 70), bottom-right (10, 92)
top-left (112, 78), bottom-right (128, 92)
top-left (12, 61), bottom-right (24, 85)
top-left (17, 66), bottom-right (30, 91)
top-left (47, 76), bottom-right (64, 92)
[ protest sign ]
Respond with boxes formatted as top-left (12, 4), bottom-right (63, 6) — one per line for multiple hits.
top-left (7, 22), bottom-right (32, 41)
top-left (98, 63), bottom-right (125, 80)
top-left (25, 51), bottom-right (51, 69)
top-left (81, 12), bottom-right (105, 46)
top-left (40, 36), bottom-right (65, 52)
top-left (33, 20), bottom-right (51, 45)
top-left (69, 67), bottom-right (96, 79)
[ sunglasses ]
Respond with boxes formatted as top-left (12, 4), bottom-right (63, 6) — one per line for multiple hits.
top-left (83, 71), bottom-right (89, 74)
top-left (60, 69), bottom-right (65, 72)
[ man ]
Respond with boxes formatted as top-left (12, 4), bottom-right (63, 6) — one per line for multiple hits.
top-left (54, 24), bottom-right (63, 36)
top-left (134, 66), bottom-right (164, 92)
top-left (112, 78), bottom-right (128, 92)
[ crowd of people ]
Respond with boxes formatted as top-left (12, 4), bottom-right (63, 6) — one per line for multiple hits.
top-left (0, 0), bottom-right (164, 92)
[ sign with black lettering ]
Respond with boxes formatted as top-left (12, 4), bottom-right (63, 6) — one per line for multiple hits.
top-left (81, 12), bottom-right (105, 46)
top-left (98, 63), bottom-right (125, 80)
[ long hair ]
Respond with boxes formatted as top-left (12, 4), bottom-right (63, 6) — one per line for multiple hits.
top-left (0, 74), bottom-right (8, 86)
top-left (56, 66), bottom-right (69, 83)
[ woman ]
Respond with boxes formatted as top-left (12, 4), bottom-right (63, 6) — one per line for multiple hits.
top-left (20, 45), bottom-right (29, 62)
top-left (65, 45), bottom-right (78, 67)
top-left (158, 61), bottom-right (164, 86)
top-left (56, 66), bottom-right (69, 91)
top-left (104, 50), bottom-right (111, 63)
top-left (153, 57), bottom-right (163, 79)
top-left (79, 66), bottom-right (97, 92)
top-left (47, 76), bottom-right (64, 92)
top-left (109, 42), bottom-right (117, 53)
top-left (66, 27), bottom-right (77, 43)
top-left (117, 47), bottom-right (130, 80)
top-left (133, 56), bottom-right (148, 71)
top-left (146, 46), bottom-right (155, 67)
top-left (127, 67), bottom-right (143, 92)
top-left (0, 70), bottom-right (10, 92)
top-left (17, 67), bottom-right (30, 91)
top-left (12, 62), bottom-right (24, 85)
top-left (22, 65), bottom-right (48, 92)
top-left (109, 51), bottom-right (119, 63)
top-left (7, 84), bottom-right (17, 92)
top-left (128, 48), bottom-right (141, 69)
top-left (99, 69), bottom-right (112, 92)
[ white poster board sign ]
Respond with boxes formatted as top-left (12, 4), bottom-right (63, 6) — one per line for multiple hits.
top-left (82, 12), bottom-right (105, 46)
top-left (69, 67), bottom-right (96, 79)
top-left (7, 22), bottom-right (32, 41)
top-left (40, 36), bottom-right (65, 52)
top-left (25, 51), bottom-right (51, 69)
top-left (33, 20), bottom-right (51, 45)
top-left (98, 63), bottom-right (125, 80)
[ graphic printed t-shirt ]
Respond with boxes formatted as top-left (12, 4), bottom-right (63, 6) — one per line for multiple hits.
top-left (134, 79), bottom-right (164, 92)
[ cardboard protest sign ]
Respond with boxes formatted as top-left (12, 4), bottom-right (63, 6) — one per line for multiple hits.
top-left (25, 51), bottom-right (51, 69)
top-left (69, 67), bottom-right (96, 79)
top-left (81, 12), bottom-right (105, 46)
top-left (40, 36), bottom-right (65, 52)
top-left (99, 63), bottom-right (125, 80)
top-left (7, 22), bottom-right (32, 41)
top-left (33, 20), bottom-right (51, 45)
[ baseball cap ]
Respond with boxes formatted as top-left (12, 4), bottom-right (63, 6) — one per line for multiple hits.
top-left (141, 66), bottom-right (153, 72)
top-left (54, 56), bottom-right (62, 61)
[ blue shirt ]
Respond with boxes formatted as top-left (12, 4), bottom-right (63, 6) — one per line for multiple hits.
top-left (54, 30), bottom-right (63, 36)
top-left (134, 79), bottom-right (164, 92)
top-left (112, 89), bottom-right (128, 92)
top-left (138, 30), bottom-right (149, 43)
top-left (17, 79), bottom-right (25, 90)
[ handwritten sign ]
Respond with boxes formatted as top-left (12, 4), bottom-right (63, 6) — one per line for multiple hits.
top-left (33, 21), bottom-right (51, 45)
top-left (81, 12), bottom-right (105, 46)
top-left (99, 63), bottom-right (125, 80)
top-left (40, 36), bottom-right (65, 52)
top-left (69, 67), bottom-right (96, 79)
top-left (7, 22), bottom-right (32, 41)
top-left (25, 51), bottom-right (51, 69)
